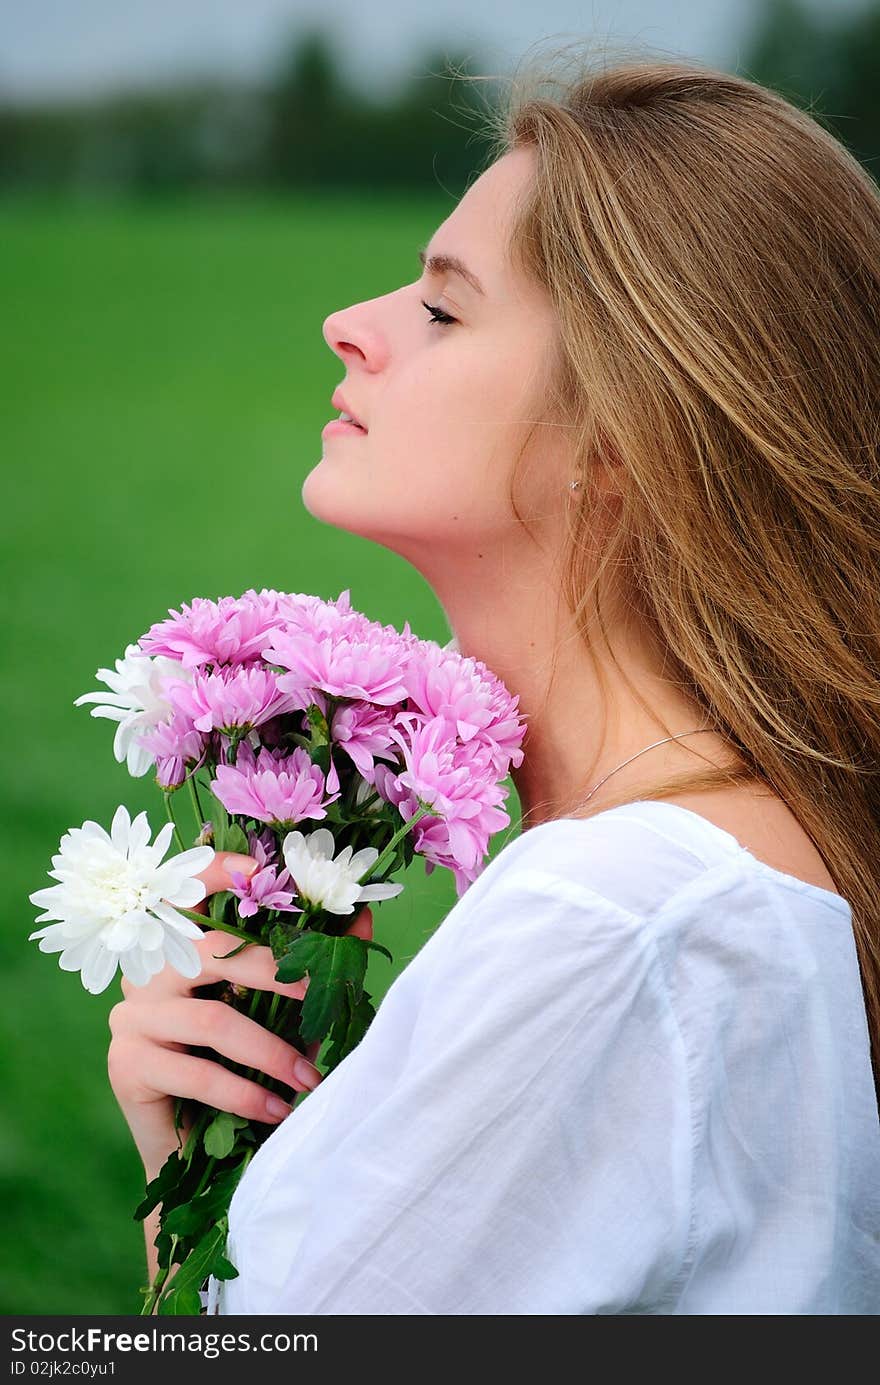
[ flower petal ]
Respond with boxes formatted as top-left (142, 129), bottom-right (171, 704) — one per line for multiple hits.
top-left (80, 943), bottom-right (120, 994)
top-left (159, 928), bottom-right (203, 979)
top-left (127, 739), bottom-right (155, 777)
top-left (110, 805), bottom-right (132, 854)
top-left (29, 923), bottom-right (69, 952)
top-left (127, 811), bottom-right (153, 856)
top-left (119, 948), bottom-right (154, 987)
top-left (167, 845), bottom-right (214, 876)
top-left (148, 820), bottom-right (175, 865)
top-left (57, 934), bottom-right (106, 972)
top-left (357, 882), bottom-right (405, 901)
top-left (349, 846), bottom-right (380, 876)
top-left (306, 828), bottom-right (337, 860)
top-left (164, 878), bottom-right (208, 909)
top-left (152, 901), bottom-right (205, 939)
top-left (74, 691), bottom-right (133, 708)
top-left (28, 887), bottom-right (65, 918)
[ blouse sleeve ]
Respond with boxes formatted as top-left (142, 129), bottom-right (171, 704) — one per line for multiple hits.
top-left (263, 866), bottom-right (695, 1315)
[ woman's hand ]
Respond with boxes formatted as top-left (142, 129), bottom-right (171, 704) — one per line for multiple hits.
top-left (107, 849), bottom-right (374, 1180)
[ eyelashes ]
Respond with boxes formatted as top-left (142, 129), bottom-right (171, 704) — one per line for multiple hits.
top-left (421, 299), bottom-right (457, 327)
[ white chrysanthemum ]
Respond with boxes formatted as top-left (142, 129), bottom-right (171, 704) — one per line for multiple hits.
top-left (28, 805), bottom-right (214, 994)
top-left (74, 644), bottom-right (193, 778)
top-left (281, 827), bottom-right (404, 915)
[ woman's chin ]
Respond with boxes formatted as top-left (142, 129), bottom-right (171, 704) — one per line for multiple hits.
top-left (300, 464), bottom-right (376, 533)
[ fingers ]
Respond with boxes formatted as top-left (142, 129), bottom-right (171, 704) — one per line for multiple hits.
top-left (120, 934), bottom-right (308, 1002)
top-left (346, 905), bottom-right (373, 939)
top-left (121, 895), bottom-right (375, 1003)
top-left (198, 936), bottom-right (309, 998)
top-left (114, 995), bottom-right (322, 1093)
top-left (109, 898), bottom-right (378, 1138)
top-left (133, 1044), bottom-right (298, 1126)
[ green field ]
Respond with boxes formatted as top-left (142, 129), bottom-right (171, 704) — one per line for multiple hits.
top-left (0, 193), bottom-right (523, 1313)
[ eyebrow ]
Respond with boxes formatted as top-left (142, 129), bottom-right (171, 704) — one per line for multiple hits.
top-left (418, 245), bottom-right (486, 297)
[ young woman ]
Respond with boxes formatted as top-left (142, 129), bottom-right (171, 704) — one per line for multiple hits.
top-left (107, 51), bottom-right (880, 1314)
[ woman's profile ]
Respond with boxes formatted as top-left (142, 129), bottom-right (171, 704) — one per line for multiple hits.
top-left (107, 43), bottom-right (880, 1314)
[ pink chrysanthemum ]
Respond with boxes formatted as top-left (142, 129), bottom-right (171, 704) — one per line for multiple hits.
top-left (166, 666), bottom-right (301, 736)
top-left (226, 860), bottom-right (303, 919)
top-left (138, 593), bottom-right (286, 670)
top-left (266, 587), bottom-right (380, 645)
top-left (212, 741), bottom-right (339, 828)
top-left (264, 622), bottom-right (411, 710)
top-left (402, 639), bottom-right (527, 775)
top-left (137, 709), bottom-right (206, 790)
top-left (380, 714), bottom-right (513, 890)
top-left (247, 826), bottom-right (279, 868)
top-left (329, 701), bottom-right (399, 780)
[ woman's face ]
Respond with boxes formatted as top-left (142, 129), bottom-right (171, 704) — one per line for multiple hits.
top-left (304, 146), bottom-right (569, 569)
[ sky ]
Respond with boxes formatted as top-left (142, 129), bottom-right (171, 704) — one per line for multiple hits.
top-left (1, 0), bottom-right (870, 106)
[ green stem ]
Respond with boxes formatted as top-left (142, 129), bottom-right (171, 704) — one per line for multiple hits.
top-left (186, 774), bottom-right (205, 837)
top-left (175, 906), bottom-right (258, 945)
top-left (365, 801), bottom-right (433, 881)
top-left (162, 791), bottom-right (186, 854)
top-left (193, 1156), bottom-right (217, 1200)
top-left (239, 987), bottom-right (264, 1087)
top-left (140, 1232), bottom-right (180, 1316)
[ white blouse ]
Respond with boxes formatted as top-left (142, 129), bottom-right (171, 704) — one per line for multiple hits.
top-left (203, 799), bottom-right (880, 1314)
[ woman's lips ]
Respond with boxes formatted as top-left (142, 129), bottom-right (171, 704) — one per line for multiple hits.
top-left (322, 419), bottom-right (368, 437)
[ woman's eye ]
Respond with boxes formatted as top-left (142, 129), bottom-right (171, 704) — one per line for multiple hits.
top-left (421, 299), bottom-right (457, 327)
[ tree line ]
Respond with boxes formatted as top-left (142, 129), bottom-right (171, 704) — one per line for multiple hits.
top-left (1, 2), bottom-right (878, 198)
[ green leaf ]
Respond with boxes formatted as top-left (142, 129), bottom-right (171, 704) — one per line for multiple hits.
top-left (307, 741), bottom-right (330, 774)
top-left (210, 888), bottom-right (231, 922)
top-left (324, 989), bottom-right (377, 1067)
top-left (268, 919), bottom-right (307, 962)
top-left (278, 731), bottom-right (311, 752)
top-left (213, 936), bottom-right (251, 959)
top-left (211, 1254), bottom-right (239, 1282)
top-left (274, 931), bottom-right (368, 1045)
top-left (180, 1119), bottom-right (203, 1171)
top-left (197, 780), bottom-right (230, 853)
top-left (156, 1221), bottom-right (233, 1313)
top-left (161, 1165), bottom-right (242, 1240)
top-left (304, 702), bottom-right (330, 745)
top-left (134, 1147), bottom-right (195, 1222)
top-left (361, 937), bottom-right (395, 965)
top-left (158, 1286), bottom-right (204, 1315)
top-left (224, 823), bottom-right (249, 857)
top-left (304, 703), bottom-right (332, 773)
top-left (203, 1111), bottom-right (249, 1160)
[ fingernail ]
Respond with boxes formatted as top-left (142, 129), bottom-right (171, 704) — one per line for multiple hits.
top-left (266, 1095), bottom-right (292, 1121)
top-left (294, 1058), bottom-right (321, 1090)
top-left (227, 855), bottom-right (259, 878)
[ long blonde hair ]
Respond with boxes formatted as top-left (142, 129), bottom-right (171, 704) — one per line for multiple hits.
top-left (461, 42), bottom-right (880, 1108)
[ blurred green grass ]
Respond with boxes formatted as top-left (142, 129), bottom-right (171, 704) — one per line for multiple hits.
top-left (0, 193), bottom-right (522, 1313)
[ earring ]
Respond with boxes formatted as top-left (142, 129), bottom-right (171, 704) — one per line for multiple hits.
top-left (568, 478), bottom-right (582, 491)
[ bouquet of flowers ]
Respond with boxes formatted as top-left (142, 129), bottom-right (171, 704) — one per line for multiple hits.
top-left (28, 587), bottom-right (526, 1314)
